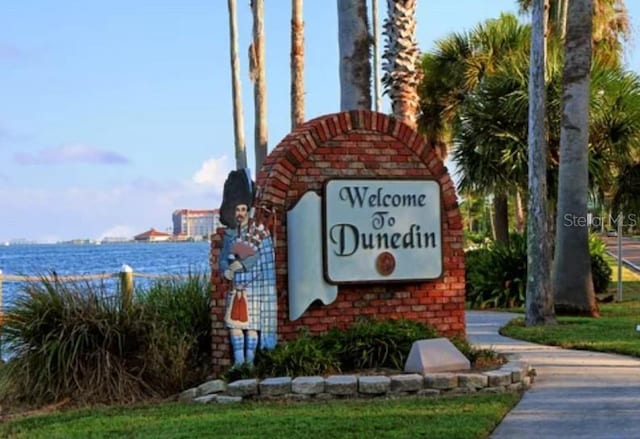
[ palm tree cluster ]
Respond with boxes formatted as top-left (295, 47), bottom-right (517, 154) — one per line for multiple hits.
top-left (419, 2), bottom-right (640, 320)
top-left (223, 0), bottom-right (639, 322)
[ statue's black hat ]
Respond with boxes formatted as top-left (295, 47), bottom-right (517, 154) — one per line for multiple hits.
top-left (219, 169), bottom-right (254, 228)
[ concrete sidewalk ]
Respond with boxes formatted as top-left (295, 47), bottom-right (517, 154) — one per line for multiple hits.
top-left (466, 311), bottom-right (640, 439)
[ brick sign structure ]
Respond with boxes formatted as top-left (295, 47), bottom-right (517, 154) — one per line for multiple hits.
top-left (210, 111), bottom-right (464, 376)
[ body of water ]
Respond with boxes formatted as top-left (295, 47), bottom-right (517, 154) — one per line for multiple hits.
top-left (0, 242), bottom-right (211, 309)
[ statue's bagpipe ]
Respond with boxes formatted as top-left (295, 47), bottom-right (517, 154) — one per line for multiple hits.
top-left (229, 204), bottom-right (277, 260)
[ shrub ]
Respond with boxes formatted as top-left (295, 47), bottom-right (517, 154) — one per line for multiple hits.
top-left (254, 330), bottom-right (340, 378)
top-left (588, 233), bottom-right (607, 258)
top-left (591, 254), bottom-right (612, 294)
top-left (0, 273), bottom-right (211, 406)
top-left (331, 319), bottom-right (439, 370)
top-left (465, 234), bottom-right (527, 309)
top-left (464, 231), bottom-right (491, 248)
top-left (466, 232), bottom-right (613, 308)
top-left (451, 338), bottom-right (505, 369)
top-left (242, 319), bottom-right (438, 378)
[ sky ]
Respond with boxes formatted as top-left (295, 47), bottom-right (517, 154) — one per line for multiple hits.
top-left (1, 1), bottom-right (639, 243)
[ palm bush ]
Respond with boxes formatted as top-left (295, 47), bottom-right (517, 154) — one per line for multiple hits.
top-left (465, 234), bottom-right (527, 309)
top-left (466, 233), bottom-right (613, 307)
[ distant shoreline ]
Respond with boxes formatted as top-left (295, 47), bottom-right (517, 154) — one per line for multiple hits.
top-left (2, 239), bottom-right (211, 246)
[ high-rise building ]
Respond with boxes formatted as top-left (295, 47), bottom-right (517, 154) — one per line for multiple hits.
top-left (172, 209), bottom-right (221, 238)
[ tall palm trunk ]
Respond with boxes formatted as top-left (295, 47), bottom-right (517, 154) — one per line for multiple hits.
top-left (526, 0), bottom-right (555, 326)
top-left (227, 0), bottom-right (247, 170)
top-left (518, 0), bottom-right (630, 67)
top-left (372, 0), bottom-right (381, 112)
top-left (250, 0), bottom-right (268, 172)
top-left (493, 194), bottom-right (509, 244)
top-left (337, 0), bottom-right (371, 110)
top-left (291, 0), bottom-right (305, 129)
top-left (382, 0), bottom-right (421, 129)
top-left (552, 0), bottom-right (598, 316)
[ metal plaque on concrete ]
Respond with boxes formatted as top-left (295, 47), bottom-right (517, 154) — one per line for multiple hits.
top-left (404, 338), bottom-right (470, 373)
top-left (324, 179), bottom-right (442, 283)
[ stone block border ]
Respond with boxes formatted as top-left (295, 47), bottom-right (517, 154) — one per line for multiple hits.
top-left (179, 361), bottom-right (534, 405)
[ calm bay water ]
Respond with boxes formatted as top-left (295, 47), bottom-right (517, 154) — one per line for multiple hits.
top-left (0, 242), bottom-right (211, 309)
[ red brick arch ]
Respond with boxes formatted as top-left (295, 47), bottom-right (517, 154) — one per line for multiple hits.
top-left (210, 111), bottom-right (465, 376)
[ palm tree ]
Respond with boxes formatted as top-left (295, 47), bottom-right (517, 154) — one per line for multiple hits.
top-left (589, 67), bottom-right (640, 203)
top-left (517, 0), bottom-right (630, 68)
top-left (420, 10), bottom-right (638, 248)
top-left (592, 0), bottom-right (630, 68)
top-left (337, 0), bottom-right (371, 110)
top-left (526, 0), bottom-right (555, 325)
top-left (250, 0), bottom-right (268, 172)
top-left (382, 0), bottom-right (421, 129)
top-left (291, 0), bottom-right (305, 129)
top-left (552, 0), bottom-right (598, 316)
top-left (459, 192), bottom-right (493, 237)
top-left (419, 13), bottom-right (530, 158)
top-left (227, 0), bottom-right (247, 170)
top-left (452, 44), bottom-right (640, 222)
top-left (420, 14), bottom-right (531, 242)
top-left (613, 164), bottom-right (640, 217)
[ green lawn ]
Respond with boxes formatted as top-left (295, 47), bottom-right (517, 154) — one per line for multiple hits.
top-left (501, 256), bottom-right (640, 357)
top-left (0, 395), bottom-right (520, 439)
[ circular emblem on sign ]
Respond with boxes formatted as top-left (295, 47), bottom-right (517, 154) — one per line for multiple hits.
top-left (376, 252), bottom-right (396, 276)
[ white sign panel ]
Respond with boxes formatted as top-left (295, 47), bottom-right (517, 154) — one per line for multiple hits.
top-left (324, 179), bottom-right (442, 283)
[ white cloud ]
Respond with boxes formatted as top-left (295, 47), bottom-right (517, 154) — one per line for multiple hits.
top-left (192, 156), bottom-right (231, 193)
top-left (0, 156), bottom-right (236, 242)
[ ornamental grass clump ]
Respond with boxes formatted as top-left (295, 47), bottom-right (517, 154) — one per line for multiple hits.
top-left (0, 273), bottom-right (211, 407)
top-left (0, 276), bottom-right (155, 405)
top-left (137, 273), bottom-right (212, 389)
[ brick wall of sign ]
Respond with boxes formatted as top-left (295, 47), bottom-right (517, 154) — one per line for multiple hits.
top-left (210, 111), bottom-right (464, 376)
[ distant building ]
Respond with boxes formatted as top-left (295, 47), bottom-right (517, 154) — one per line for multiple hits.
top-left (134, 228), bottom-right (171, 242)
top-left (172, 209), bottom-right (220, 238)
top-left (101, 236), bottom-right (131, 244)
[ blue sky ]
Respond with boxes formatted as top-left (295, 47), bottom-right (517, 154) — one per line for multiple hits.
top-left (1, 1), bottom-right (638, 242)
